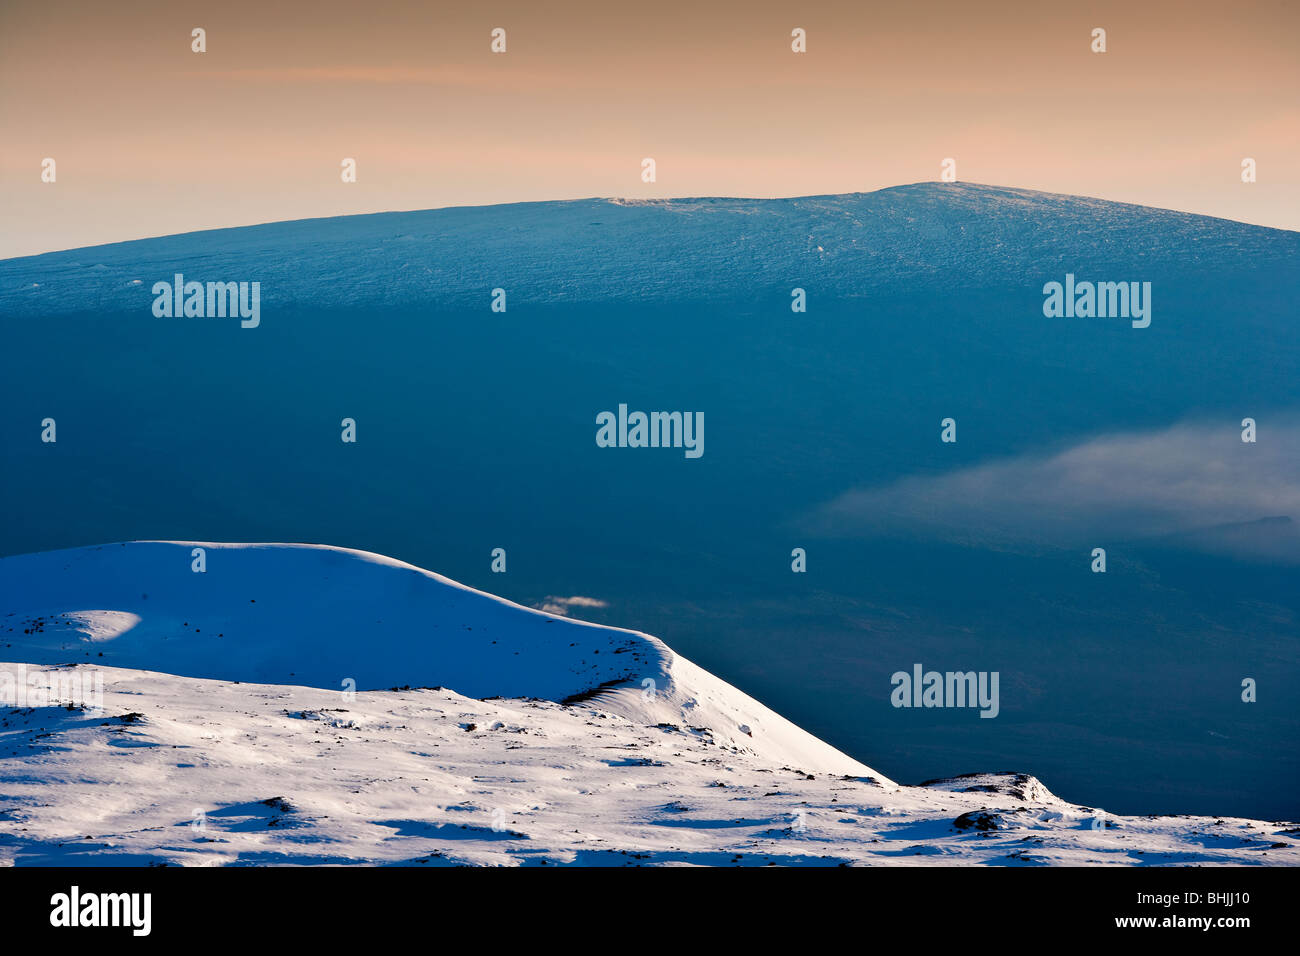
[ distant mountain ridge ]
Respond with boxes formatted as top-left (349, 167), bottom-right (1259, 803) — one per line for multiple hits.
top-left (3, 183), bottom-right (1296, 317)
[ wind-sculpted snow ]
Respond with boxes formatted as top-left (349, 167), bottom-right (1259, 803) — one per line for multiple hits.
top-left (0, 662), bottom-right (1294, 866)
top-left (2, 183), bottom-right (1296, 315)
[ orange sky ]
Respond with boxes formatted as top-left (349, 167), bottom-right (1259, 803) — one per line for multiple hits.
top-left (2, 0), bottom-right (1296, 258)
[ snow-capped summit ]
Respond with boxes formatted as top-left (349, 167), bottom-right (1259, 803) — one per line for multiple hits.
top-left (3, 182), bottom-right (1294, 316)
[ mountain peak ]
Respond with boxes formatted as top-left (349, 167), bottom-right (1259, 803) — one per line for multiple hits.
top-left (4, 182), bottom-right (1294, 317)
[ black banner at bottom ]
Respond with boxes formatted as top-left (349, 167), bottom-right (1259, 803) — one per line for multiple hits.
top-left (0, 864), bottom-right (1284, 942)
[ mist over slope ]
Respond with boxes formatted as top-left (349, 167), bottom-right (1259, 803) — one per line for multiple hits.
top-left (1, 183), bottom-right (1296, 819)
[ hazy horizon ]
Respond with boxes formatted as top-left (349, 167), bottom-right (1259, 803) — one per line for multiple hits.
top-left (6, 179), bottom-right (1300, 262)
top-left (3, 0), bottom-right (1297, 259)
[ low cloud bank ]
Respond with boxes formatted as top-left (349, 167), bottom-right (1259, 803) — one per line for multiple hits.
top-left (807, 417), bottom-right (1300, 562)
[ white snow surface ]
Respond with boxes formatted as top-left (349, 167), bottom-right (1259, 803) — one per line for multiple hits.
top-left (0, 541), bottom-right (1295, 866)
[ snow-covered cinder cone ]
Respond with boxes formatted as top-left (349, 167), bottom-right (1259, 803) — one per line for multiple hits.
top-left (0, 541), bottom-right (883, 779)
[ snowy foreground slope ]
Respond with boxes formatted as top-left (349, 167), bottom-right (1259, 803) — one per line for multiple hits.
top-left (1, 542), bottom-right (1295, 866)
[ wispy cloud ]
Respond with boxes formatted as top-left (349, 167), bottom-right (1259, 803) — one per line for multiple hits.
top-left (204, 65), bottom-right (582, 91)
top-left (805, 417), bottom-right (1300, 561)
top-left (535, 595), bottom-right (609, 617)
